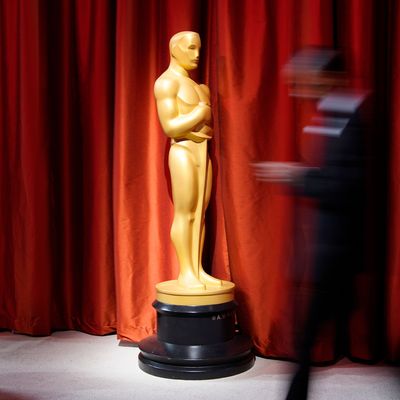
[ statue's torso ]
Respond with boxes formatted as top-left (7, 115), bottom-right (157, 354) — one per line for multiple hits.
top-left (175, 75), bottom-right (210, 115)
top-left (160, 73), bottom-right (211, 161)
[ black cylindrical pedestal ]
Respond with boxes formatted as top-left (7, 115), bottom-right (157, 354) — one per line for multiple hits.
top-left (138, 301), bottom-right (254, 380)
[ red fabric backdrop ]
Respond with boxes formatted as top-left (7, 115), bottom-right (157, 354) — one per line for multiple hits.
top-left (1, 0), bottom-right (399, 362)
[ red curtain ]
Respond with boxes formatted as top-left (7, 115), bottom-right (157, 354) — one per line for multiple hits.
top-left (1, 0), bottom-right (399, 362)
top-left (0, 0), bottom-right (116, 334)
top-left (388, 0), bottom-right (400, 362)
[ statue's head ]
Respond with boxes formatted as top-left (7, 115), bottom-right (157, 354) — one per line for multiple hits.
top-left (169, 31), bottom-right (201, 71)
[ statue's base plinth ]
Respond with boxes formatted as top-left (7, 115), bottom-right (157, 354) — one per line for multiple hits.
top-left (138, 300), bottom-right (255, 380)
top-left (155, 279), bottom-right (235, 306)
top-left (138, 334), bottom-right (255, 380)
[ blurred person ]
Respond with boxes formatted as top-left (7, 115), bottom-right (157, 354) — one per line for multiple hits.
top-left (253, 48), bottom-right (368, 400)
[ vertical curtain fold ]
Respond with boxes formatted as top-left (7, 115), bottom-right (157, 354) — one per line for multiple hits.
top-left (0, 0), bottom-right (53, 334)
top-left (388, 0), bottom-right (400, 362)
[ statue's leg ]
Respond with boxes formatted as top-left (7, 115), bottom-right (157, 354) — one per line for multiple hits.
top-left (199, 156), bottom-right (222, 286)
top-left (169, 144), bottom-right (205, 289)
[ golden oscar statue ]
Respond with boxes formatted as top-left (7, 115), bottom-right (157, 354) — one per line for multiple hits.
top-left (138, 31), bottom-right (254, 379)
top-left (153, 31), bottom-right (234, 305)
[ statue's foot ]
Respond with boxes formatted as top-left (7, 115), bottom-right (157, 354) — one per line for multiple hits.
top-left (178, 272), bottom-right (206, 290)
top-left (199, 269), bottom-right (222, 287)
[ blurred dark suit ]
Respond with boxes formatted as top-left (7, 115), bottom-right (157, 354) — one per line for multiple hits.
top-left (286, 91), bottom-right (367, 400)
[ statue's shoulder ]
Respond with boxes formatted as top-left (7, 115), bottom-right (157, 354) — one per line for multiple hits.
top-left (199, 84), bottom-right (210, 97)
top-left (154, 71), bottom-right (179, 99)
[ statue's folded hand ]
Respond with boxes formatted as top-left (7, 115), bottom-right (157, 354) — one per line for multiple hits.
top-left (197, 102), bottom-right (212, 123)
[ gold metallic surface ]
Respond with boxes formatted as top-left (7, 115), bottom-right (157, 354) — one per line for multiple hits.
top-left (154, 31), bottom-right (230, 299)
top-left (156, 280), bottom-right (235, 306)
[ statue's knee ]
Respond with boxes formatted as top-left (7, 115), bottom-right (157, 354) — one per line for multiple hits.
top-left (187, 212), bottom-right (195, 223)
top-left (173, 212), bottom-right (195, 224)
top-left (170, 213), bottom-right (194, 237)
